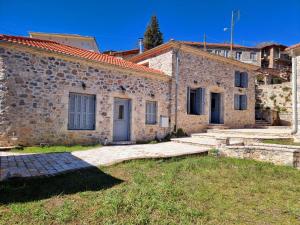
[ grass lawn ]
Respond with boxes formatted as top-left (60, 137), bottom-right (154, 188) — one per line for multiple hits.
top-left (262, 138), bottom-right (300, 146)
top-left (11, 144), bottom-right (101, 154)
top-left (0, 156), bottom-right (299, 224)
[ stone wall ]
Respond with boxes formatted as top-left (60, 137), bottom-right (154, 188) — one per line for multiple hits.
top-left (256, 82), bottom-right (292, 125)
top-left (220, 144), bottom-right (300, 168)
top-left (139, 51), bottom-right (173, 76)
top-left (0, 44), bottom-right (171, 146)
top-left (138, 48), bottom-right (256, 134)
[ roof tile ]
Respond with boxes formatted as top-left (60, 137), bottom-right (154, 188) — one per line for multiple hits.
top-left (0, 34), bottom-right (164, 76)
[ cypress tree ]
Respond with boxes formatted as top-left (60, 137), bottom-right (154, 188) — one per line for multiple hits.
top-left (143, 15), bottom-right (163, 50)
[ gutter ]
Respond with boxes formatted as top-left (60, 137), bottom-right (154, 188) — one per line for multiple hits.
top-left (291, 53), bottom-right (298, 134)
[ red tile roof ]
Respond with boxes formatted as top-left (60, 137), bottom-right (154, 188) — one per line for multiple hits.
top-left (0, 34), bottom-right (165, 76)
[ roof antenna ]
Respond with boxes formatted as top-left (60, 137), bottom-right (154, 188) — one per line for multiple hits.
top-left (203, 33), bottom-right (207, 51)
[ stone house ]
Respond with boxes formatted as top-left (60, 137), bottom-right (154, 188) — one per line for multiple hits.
top-left (130, 41), bottom-right (258, 134)
top-left (0, 35), bottom-right (258, 147)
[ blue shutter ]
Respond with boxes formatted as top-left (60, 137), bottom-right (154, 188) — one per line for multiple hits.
top-left (201, 88), bottom-right (206, 115)
top-left (234, 94), bottom-right (240, 110)
top-left (187, 87), bottom-right (190, 114)
top-left (195, 88), bottom-right (201, 115)
top-left (241, 72), bottom-right (248, 88)
top-left (241, 95), bottom-right (247, 110)
top-left (235, 71), bottom-right (241, 87)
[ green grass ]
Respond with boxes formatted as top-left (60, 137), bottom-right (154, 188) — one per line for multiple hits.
top-left (0, 156), bottom-right (299, 224)
top-left (11, 144), bottom-right (101, 154)
top-left (262, 138), bottom-right (300, 146)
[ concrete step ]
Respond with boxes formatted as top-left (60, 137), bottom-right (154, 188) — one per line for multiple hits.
top-left (171, 137), bottom-right (217, 148)
top-left (207, 124), bottom-right (229, 130)
top-left (192, 132), bottom-right (291, 140)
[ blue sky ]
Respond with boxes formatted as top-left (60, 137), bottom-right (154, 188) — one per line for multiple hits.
top-left (0, 0), bottom-right (299, 51)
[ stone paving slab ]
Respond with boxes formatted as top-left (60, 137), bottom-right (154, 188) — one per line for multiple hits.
top-left (0, 142), bottom-right (209, 182)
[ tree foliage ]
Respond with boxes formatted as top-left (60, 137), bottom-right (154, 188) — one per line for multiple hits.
top-left (143, 15), bottom-right (163, 50)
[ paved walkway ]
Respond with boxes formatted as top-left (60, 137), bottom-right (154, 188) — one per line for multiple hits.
top-left (0, 142), bottom-right (209, 181)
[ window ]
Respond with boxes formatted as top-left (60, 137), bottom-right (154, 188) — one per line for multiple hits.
top-left (146, 101), bottom-right (157, 124)
top-left (118, 105), bottom-right (124, 119)
top-left (187, 87), bottom-right (205, 115)
top-left (68, 93), bottom-right (96, 130)
top-left (236, 52), bottom-right (242, 60)
top-left (234, 94), bottom-right (247, 110)
top-left (250, 52), bottom-right (257, 61)
top-left (235, 71), bottom-right (248, 88)
top-left (215, 50), bottom-right (222, 55)
top-left (224, 50), bottom-right (229, 58)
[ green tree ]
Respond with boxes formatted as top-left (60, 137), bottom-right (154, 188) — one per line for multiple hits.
top-left (143, 15), bottom-right (163, 50)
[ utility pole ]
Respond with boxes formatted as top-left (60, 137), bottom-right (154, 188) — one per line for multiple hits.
top-left (203, 33), bottom-right (207, 51)
top-left (230, 11), bottom-right (234, 57)
top-left (226, 10), bottom-right (240, 58)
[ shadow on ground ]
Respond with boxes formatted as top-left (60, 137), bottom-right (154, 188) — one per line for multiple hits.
top-left (0, 167), bottom-right (123, 204)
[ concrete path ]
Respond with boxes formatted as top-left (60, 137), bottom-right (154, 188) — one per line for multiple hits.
top-left (0, 142), bottom-right (209, 181)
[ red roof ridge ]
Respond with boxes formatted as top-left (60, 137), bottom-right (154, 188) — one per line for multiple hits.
top-left (0, 34), bottom-right (165, 76)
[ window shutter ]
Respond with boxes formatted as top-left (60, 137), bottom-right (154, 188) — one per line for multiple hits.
top-left (242, 72), bottom-right (248, 88)
top-left (68, 94), bottom-right (75, 129)
top-left (187, 87), bottom-right (191, 114)
top-left (201, 88), bottom-right (206, 114)
top-left (241, 95), bottom-right (247, 110)
top-left (234, 94), bottom-right (240, 110)
top-left (195, 88), bottom-right (201, 115)
top-left (68, 93), bottom-right (96, 130)
top-left (87, 95), bottom-right (96, 129)
top-left (235, 71), bottom-right (241, 87)
top-left (146, 101), bottom-right (157, 124)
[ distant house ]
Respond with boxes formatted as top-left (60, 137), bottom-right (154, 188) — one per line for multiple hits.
top-left (103, 49), bottom-right (139, 59)
top-left (29, 32), bottom-right (100, 53)
top-left (0, 35), bottom-right (258, 147)
top-left (178, 41), bottom-right (261, 67)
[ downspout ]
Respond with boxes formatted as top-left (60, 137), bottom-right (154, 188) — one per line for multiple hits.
top-left (291, 54), bottom-right (298, 134)
top-left (174, 44), bottom-right (181, 132)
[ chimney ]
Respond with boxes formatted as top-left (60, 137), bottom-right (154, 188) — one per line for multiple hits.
top-left (138, 38), bottom-right (144, 54)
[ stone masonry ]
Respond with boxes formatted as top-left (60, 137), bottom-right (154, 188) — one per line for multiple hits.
top-left (0, 44), bottom-right (171, 146)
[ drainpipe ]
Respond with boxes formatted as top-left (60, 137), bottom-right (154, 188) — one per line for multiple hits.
top-left (291, 54), bottom-right (298, 134)
top-left (174, 45), bottom-right (181, 132)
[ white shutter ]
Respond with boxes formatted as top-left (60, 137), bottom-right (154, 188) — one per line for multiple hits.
top-left (68, 93), bottom-right (96, 130)
top-left (68, 94), bottom-right (75, 129)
